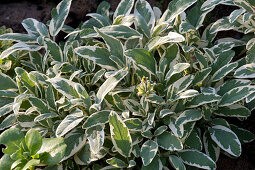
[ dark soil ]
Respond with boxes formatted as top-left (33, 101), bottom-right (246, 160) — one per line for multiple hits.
top-left (0, 0), bottom-right (254, 170)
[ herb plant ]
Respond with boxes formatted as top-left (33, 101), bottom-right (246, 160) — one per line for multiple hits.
top-left (0, 0), bottom-right (254, 169)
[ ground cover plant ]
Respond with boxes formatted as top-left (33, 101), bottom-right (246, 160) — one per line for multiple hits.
top-left (0, 0), bottom-right (254, 169)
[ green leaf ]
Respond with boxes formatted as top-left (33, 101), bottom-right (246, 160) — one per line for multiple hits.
top-left (25, 129), bottom-right (42, 155)
top-left (0, 114), bottom-right (16, 131)
top-left (124, 118), bottom-right (142, 131)
top-left (140, 140), bottom-right (158, 166)
top-left (186, 94), bottom-right (221, 108)
top-left (0, 33), bottom-right (37, 43)
top-left (0, 72), bottom-right (17, 90)
top-left (162, 0), bottom-right (197, 22)
top-left (210, 17), bottom-right (241, 34)
top-left (134, 0), bottom-right (155, 30)
top-left (86, 125), bottom-right (104, 154)
top-left (95, 28), bottom-right (125, 64)
top-left (75, 46), bottom-right (117, 70)
top-left (215, 104), bottom-right (251, 117)
top-left (159, 109), bottom-right (174, 118)
top-left (0, 103), bottom-right (13, 118)
top-left (165, 63), bottom-right (190, 80)
top-left (178, 150), bottom-right (216, 170)
top-left (91, 69), bottom-right (106, 85)
top-left (106, 157), bottom-right (128, 168)
top-left (44, 38), bottom-right (63, 62)
top-left (203, 131), bottom-right (220, 162)
top-left (0, 155), bottom-right (15, 170)
top-left (141, 155), bottom-right (163, 170)
top-left (146, 94), bottom-right (164, 104)
top-left (218, 86), bottom-right (254, 106)
top-left (49, 0), bottom-right (72, 36)
top-left (156, 131), bottom-right (183, 151)
top-left (22, 159), bottom-right (40, 170)
top-left (38, 137), bottom-right (67, 165)
top-left (173, 75), bottom-right (194, 93)
top-left (94, 69), bottom-right (128, 105)
top-left (47, 77), bottom-right (80, 99)
top-left (230, 124), bottom-right (255, 144)
top-left (0, 128), bottom-right (24, 154)
top-left (109, 111), bottom-right (132, 157)
top-left (169, 155), bottom-right (186, 170)
top-left (125, 48), bottom-right (156, 75)
top-left (0, 42), bottom-right (42, 59)
top-left (62, 128), bottom-right (86, 161)
top-left (56, 109), bottom-right (84, 137)
top-left (209, 125), bottom-right (241, 157)
top-left (83, 110), bottom-right (111, 129)
top-left (234, 63), bottom-right (255, 79)
top-left (113, 0), bottom-right (135, 19)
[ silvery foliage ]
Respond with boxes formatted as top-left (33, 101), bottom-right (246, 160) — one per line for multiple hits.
top-left (0, 0), bottom-right (254, 169)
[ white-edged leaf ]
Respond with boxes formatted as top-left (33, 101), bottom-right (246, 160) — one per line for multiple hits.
top-left (0, 42), bottom-right (41, 59)
top-left (124, 118), bottom-right (142, 131)
top-left (44, 38), bottom-right (63, 62)
top-left (0, 73), bottom-right (17, 90)
top-left (95, 69), bottom-right (128, 105)
top-left (234, 63), bottom-right (255, 79)
top-left (34, 113), bottom-right (58, 122)
top-left (169, 155), bottom-right (186, 170)
top-left (211, 62), bottom-right (238, 82)
top-left (75, 46), bottom-right (117, 70)
top-left (125, 48), bottom-right (156, 75)
top-left (140, 140), bottom-right (158, 166)
top-left (47, 77), bottom-right (80, 99)
top-left (165, 63), bottom-right (190, 80)
top-left (0, 33), bottom-right (37, 43)
top-left (86, 125), bottom-right (105, 154)
top-left (178, 149), bottom-right (216, 170)
top-left (162, 0), bottom-right (197, 22)
top-left (49, 0), bottom-right (72, 36)
top-left (184, 130), bottom-right (202, 151)
top-left (134, 0), bottom-right (155, 30)
top-left (203, 131), bottom-right (220, 162)
top-left (159, 109), bottom-right (174, 118)
top-left (218, 86), bottom-right (254, 106)
top-left (186, 94), bottom-right (221, 108)
top-left (56, 109), bottom-right (85, 137)
top-left (156, 131), bottom-right (183, 151)
top-left (113, 0), bottom-right (135, 19)
top-left (215, 104), bottom-right (251, 117)
top-left (230, 124), bottom-right (255, 144)
top-left (106, 157), bottom-right (128, 168)
top-left (109, 111), bottom-right (132, 157)
top-left (62, 128), bottom-right (86, 161)
top-left (83, 110), bottom-right (111, 129)
top-left (216, 79), bottom-right (251, 96)
top-left (22, 18), bottom-right (49, 37)
top-left (192, 67), bottom-right (212, 86)
top-left (145, 32), bottom-right (185, 51)
top-left (209, 125), bottom-right (241, 157)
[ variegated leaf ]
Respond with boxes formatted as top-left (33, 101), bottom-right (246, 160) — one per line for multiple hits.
top-left (83, 110), bottom-right (111, 129)
top-left (0, 33), bottom-right (37, 43)
top-left (209, 125), bottom-right (241, 157)
top-left (169, 155), bottom-right (186, 170)
top-left (49, 0), bottom-right (72, 36)
top-left (113, 0), bottom-right (135, 19)
top-left (56, 109), bottom-right (85, 137)
top-left (156, 131), bottom-right (183, 151)
top-left (86, 125), bottom-right (105, 154)
top-left (140, 140), bottom-right (158, 166)
top-left (178, 150), bottom-right (216, 170)
top-left (234, 63), bottom-right (255, 79)
top-left (109, 111), bottom-right (132, 157)
top-left (215, 104), bottom-right (251, 117)
top-left (186, 94), bottom-right (221, 108)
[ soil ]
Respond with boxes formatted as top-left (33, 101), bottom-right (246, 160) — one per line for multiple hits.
top-left (0, 0), bottom-right (254, 170)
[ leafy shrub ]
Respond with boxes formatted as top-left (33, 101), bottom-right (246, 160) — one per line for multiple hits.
top-left (0, 0), bottom-right (254, 169)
